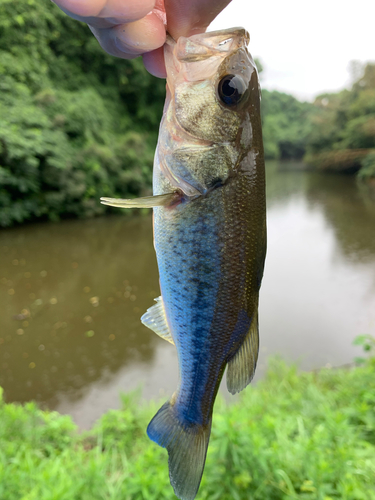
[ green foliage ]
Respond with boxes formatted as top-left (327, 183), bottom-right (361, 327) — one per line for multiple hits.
top-left (304, 149), bottom-right (371, 174)
top-left (261, 90), bottom-right (315, 160)
top-left (1, 354), bottom-right (375, 499)
top-left (353, 334), bottom-right (375, 364)
top-left (305, 62), bottom-right (375, 177)
top-left (0, 0), bottom-right (164, 227)
top-left (1, 0), bottom-right (373, 226)
top-left (359, 151), bottom-right (375, 179)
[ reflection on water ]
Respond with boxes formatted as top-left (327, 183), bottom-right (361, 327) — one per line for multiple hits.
top-left (0, 215), bottom-right (167, 428)
top-left (261, 162), bottom-right (375, 373)
top-left (0, 161), bottom-right (374, 428)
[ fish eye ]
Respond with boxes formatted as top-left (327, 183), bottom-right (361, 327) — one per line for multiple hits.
top-left (218, 74), bottom-right (246, 107)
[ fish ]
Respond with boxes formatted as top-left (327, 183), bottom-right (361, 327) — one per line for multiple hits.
top-left (101, 27), bottom-right (266, 500)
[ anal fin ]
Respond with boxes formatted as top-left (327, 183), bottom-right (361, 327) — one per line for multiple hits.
top-left (226, 311), bottom-right (259, 395)
top-left (141, 296), bottom-right (175, 345)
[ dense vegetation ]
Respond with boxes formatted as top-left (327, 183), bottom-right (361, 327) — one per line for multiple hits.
top-left (261, 61), bottom-right (375, 178)
top-left (1, 340), bottom-right (375, 500)
top-left (0, 0), bottom-right (317, 227)
top-left (0, 0), bottom-right (165, 227)
top-left (305, 63), bottom-right (375, 177)
top-left (0, 0), bottom-right (374, 227)
top-left (261, 90), bottom-right (314, 160)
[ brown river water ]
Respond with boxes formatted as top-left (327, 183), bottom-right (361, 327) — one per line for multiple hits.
top-left (1, 161), bottom-right (375, 429)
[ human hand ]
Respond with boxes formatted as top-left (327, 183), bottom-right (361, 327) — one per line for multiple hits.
top-left (52, 0), bottom-right (232, 77)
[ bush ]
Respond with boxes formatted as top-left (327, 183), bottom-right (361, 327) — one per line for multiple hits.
top-left (359, 151), bottom-right (375, 179)
top-left (261, 90), bottom-right (314, 160)
top-left (0, 0), bottom-right (164, 227)
top-left (0, 351), bottom-right (374, 500)
top-left (305, 63), bottom-right (375, 177)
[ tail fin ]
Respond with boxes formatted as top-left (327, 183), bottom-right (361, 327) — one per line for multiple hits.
top-left (147, 401), bottom-right (211, 500)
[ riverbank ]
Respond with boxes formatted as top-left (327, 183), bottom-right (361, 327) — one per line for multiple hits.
top-left (1, 356), bottom-right (374, 500)
top-left (304, 149), bottom-right (375, 179)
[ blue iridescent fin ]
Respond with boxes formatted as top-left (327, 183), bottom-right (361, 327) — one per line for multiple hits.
top-left (147, 401), bottom-right (211, 500)
top-left (226, 311), bottom-right (259, 395)
top-left (141, 296), bottom-right (175, 345)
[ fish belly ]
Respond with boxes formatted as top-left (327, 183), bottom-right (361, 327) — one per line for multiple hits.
top-left (153, 178), bottom-right (264, 426)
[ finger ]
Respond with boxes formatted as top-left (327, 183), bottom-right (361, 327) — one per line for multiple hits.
top-left (165, 0), bottom-right (232, 39)
top-left (143, 47), bottom-right (167, 78)
top-left (89, 12), bottom-right (166, 58)
top-left (52, 0), bottom-right (107, 18)
top-left (89, 25), bottom-right (137, 58)
top-left (53, 0), bottom-right (156, 25)
top-left (114, 12), bottom-right (166, 53)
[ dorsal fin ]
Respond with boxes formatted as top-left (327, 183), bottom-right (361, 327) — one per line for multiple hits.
top-left (226, 311), bottom-right (259, 394)
top-left (141, 296), bottom-right (175, 345)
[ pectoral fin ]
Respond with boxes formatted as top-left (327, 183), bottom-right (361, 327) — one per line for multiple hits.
top-left (100, 192), bottom-right (180, 209)
top-left (141, 296), bottom-right (175, 345)
top-left (226, 311), bottom-right (259, 395)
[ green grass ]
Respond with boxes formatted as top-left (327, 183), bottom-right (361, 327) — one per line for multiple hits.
top-left (1, 354), bottom-right (375, 500)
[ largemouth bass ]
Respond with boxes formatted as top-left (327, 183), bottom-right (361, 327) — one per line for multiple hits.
top-left (101, 27), bottom-right (266, 500)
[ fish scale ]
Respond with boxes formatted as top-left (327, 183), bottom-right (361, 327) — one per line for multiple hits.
top-left (154, 191), bottom-right (226, 425)
top-left (101, 27), bottom-right (266, 500)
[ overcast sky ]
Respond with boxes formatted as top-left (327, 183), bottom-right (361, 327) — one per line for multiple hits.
top-left (209, 0), bottom-right (375, 101)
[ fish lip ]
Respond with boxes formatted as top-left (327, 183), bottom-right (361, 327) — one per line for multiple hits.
top-left (190, 27), bottom-right (249, 44)
top-left (165, 33), bottom-right (176, 46)
top-left (167, 27), bottom-right (250, 64)
top-left (165, 27), bottom-right (248, 45)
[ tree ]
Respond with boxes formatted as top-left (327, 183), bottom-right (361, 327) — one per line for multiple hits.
top-left (261, 90), bottom-right (315, 160)
top-left (305, 62), bottom-right (375, 177)
top-left (0, 0), bottom-right (165, 226)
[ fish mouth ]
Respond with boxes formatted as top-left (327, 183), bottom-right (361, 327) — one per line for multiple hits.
top-left (166, 27), bottom-right (250, 63)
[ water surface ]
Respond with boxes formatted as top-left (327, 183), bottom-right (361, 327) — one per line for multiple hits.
top-left (0, 161), bottom-right (374, 428)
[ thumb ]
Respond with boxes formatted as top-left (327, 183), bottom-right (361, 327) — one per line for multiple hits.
top-left (165, 0), bottom-right (232, 39)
